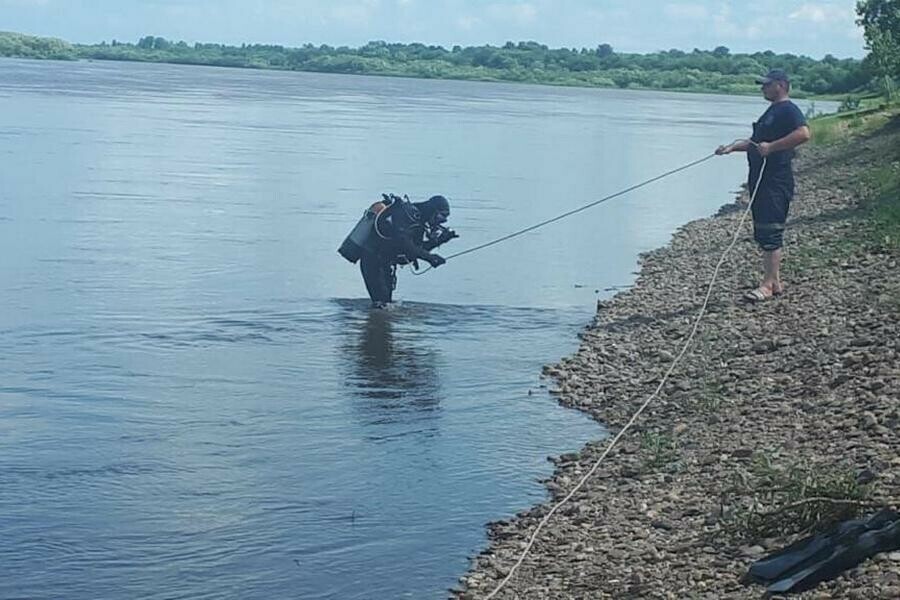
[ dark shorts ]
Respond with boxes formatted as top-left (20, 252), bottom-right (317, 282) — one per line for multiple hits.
top-left (750, 174), bottom-right (794, 251)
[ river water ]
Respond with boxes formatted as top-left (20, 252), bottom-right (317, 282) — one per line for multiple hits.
top-left (0, 58), bottom-right (831, 599)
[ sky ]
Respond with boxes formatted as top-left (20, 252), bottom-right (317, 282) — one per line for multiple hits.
top-left (0, 0), bottom-right (867, 59)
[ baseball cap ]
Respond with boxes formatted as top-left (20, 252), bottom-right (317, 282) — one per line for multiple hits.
top-left (756, 69), bottom-right (790, 84)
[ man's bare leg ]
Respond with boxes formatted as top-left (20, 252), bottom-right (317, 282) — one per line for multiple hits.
top-left (762, 248), bottom-right (783, 295)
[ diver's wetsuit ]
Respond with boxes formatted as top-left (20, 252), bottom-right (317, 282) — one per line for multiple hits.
top-left (359, 197), bottom-right (451, 306)
top-left (359, 250), bottom-right (397, 306)
top-left (747, 100), bottom-right (806, 250)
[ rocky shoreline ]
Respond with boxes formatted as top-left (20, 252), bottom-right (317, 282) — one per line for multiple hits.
top-left (453, 117), bottom-right (900, 599)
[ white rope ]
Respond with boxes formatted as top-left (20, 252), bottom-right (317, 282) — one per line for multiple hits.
top-left (482, 156), bottom-right (768, 600)
top-left (409, 154), bottom-right (717, 276)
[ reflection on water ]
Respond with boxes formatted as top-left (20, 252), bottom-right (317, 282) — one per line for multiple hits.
top-left (341, 303), bottom-right (442, 442)
top-left (348, 306), bottom-right (441, 404)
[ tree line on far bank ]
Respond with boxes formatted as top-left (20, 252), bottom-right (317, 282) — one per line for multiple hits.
top-left (2, 0), bottom-right (898, 100)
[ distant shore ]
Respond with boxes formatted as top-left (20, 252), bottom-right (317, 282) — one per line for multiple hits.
top-left (0, 30), bottom-right (866, 100)
top-left (0, 54), bottom-right (849, 106)
top-left (453, 111), bottom-right (900, 598)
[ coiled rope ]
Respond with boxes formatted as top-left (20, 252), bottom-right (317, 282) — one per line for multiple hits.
top-left (482, 155), bottom-right (767, 599)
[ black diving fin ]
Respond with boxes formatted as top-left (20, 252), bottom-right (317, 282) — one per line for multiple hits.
top-left (746, 508), bottom-right (900, 595)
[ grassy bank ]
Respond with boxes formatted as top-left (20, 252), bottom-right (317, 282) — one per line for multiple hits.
top-left (807, 104), bottom-right (900, 249)
top-left (809, 98), bottom-right (898, 141)
top-left (862, 137), bottom-right (900, 253)
top-left (869, 170), bottom-right (900, 251)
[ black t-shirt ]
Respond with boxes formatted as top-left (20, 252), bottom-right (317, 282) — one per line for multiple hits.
top-left (748, 100), bottom-right (807, 180)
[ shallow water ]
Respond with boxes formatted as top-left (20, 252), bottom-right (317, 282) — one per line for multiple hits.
top-left (0, 58), bottom-right (832, 599)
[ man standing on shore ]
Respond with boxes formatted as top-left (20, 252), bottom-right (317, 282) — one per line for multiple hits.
top-left (715, 68), bottom-right (811, 302)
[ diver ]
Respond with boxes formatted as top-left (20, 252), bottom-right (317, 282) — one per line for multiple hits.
top-left (338, 193), bottom-right (458, 308)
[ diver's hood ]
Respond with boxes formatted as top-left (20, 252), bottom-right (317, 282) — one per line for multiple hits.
top-left (414, 195), bottom-right (450, 222)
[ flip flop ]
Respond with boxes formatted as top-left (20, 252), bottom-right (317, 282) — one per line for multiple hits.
top-left (744, 287), bottom-right (774, 303)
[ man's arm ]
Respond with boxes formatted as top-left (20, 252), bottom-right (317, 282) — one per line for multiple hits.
top-left (757, 125), bottom-right (811, 157)
top-left (716, 139), bottom-right (753, 155)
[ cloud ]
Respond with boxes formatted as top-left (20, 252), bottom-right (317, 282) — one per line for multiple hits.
top-left (456, 3), bottom-right (537, 32)
top-left (788, 3), bottom-right (851, 24)
top-left (711, 4), bottom-right (739, 37)
top-left (663, 3), bottom-right (708, 20)
top-left (845, 25), bottom-right (865, 41)
top-left (709, 4), bottom-right (764, 41)
top-left (456, 15), bottom-right (482, 31)
top-left (486, 2), bottom-right (537, 25)
top-left (330, 0), bottom-right (380, 25)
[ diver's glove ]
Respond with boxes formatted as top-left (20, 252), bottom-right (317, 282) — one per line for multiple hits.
top-left (437, 228), bottom-right (459, 244)
top-left (424, 253), bottom-right (446, 268)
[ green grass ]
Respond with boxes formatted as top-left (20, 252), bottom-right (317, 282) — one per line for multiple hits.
top-left (808, 108), bottom-right (885, 144)
top-left (724, 453), bottom-right (873, 540)
top-left (809, 116), bottom-right (842, 145)
top-left (785, 159), bottom-right (898, 278)
top-left (639, 431), bottom-right (679, 473)
top-left (808, 100), bottom-right (899, 145)
top-left (783, 111), bottom-right (899, 312)
top-left (689, 377), bottom-right (726, 413)
top-left (785, 234), bottom-right (859, 275)
top-left (862, 162), bottom-right (900, 252)
top-left (805, 106), bottom-right (900, 254)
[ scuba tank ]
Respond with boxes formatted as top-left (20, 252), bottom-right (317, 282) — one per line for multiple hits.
top-left (337, 194), bottom-right (399, 263)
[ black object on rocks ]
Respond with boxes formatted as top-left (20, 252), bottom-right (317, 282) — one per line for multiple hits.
top-left (744, 508), bottom-right (900, 594)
